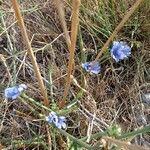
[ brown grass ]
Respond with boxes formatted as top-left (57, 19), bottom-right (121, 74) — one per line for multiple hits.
top-left (0, 0), bottom-right (150, 149)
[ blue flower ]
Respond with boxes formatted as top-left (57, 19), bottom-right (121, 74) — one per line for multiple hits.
top-left (4, 84), bottom-right (27, 100)
top-left (110, 41), bottom-right (131, 62)
top-left (46, 112), bottom-right (66, 129)
top-left (82, 61), bottom-right (101, 74)
top-left (55, 116), bottom-right (66, 129)
top-left (46, 112), bottom-right (58, 124)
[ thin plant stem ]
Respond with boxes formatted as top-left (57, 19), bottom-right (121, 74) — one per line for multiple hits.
top-left (22, 93), bottom-right (52, 112)
top-left (117, 125), bottom-right (150, 140)
top-left (58, 128), bottom-right (99, 150)
top-left (80, 131), bottom-right (107, 141)
top-left (80, 125), bottom-right (150, 142)
top-left (0, 54), bottom-right (12, 84)
top-left (22, 93), bottom-right (78, 115)
top-left (46, 125), bottom-right (52, 150)
top-left (55, 0), bottom-right (71, 49)
top-left (11, 0), bottom-right (49, 105)
top-left (1, 13), bottom-right (16, 85)
top-left (94, 0), bottom-right (143, 62)
top-left (59, 0), bottom-right (81, 108)
top-left (103, 136), bottom-right (149, 150)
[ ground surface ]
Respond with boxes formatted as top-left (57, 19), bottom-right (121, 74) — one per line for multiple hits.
top-left (0, 0), bottom-right (150, 149)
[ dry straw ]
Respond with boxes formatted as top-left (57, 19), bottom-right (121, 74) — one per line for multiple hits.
top-left (59, 0), bottom-right (81, 108)
top-left (11, 0), bottom-right (49, 105)
top-left (55, 0), bottom-right (71, 49)
top-left (94, 0), bottom-right (143, 62)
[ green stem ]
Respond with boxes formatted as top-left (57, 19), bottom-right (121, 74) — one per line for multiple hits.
top-left (80, 131), bottom-right (107, 142)
top-left (22, 93), bottom-right (78, 115)
top-left (78, 25), bottom-right (86, 63)
top-left (58, 128), bottom-right (99, 150)
top-left (1, 136), bottom-right (47, 150)
top-left (117, 125), bottom-right (150, 139)
top-left (22, 93), bottom-right (52, 112)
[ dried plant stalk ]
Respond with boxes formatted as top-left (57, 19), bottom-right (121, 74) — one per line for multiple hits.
top-left (11, 0), bottom-right (49, 105)
top-left (55, 0), bottom-right (71, 49)
top-left (0, 54), bottom-right (12, 83)
top-left (59, 0), bottom-right (81, 108)
top-left (94, 0), bottom-right (143, 62)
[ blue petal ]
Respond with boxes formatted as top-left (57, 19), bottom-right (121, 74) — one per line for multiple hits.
top-left (4, 84), bottom-right (27, 100)
top-left (55, 123), bottom-right (62, 129)
top-left (82, 61), bottom-right (101, 74)
top-left (59, 116), bottom-right (66, 121)
top-left (111, 41), bottom-right (131, 62)
top-left (46, 112), bottom-right (67, 129)
top-left (61, 122), bottom-right (67, 129)
top-left (57, 117), bottom-right (66, 129)
top-left (46, 112), bottom-right (58, 124)
top-left (18, 84), bottom-right (27, 92)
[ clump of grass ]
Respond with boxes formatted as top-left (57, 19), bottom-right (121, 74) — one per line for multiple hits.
top-left (94, 0), bottom-right (143, 62)
top-left (0, 0), bottom-right (150, 149)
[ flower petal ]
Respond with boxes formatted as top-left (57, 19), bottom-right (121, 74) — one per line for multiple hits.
top-left (4, 84), bottom-right (27, 100)
top-left (46, 112), bottom-right (67, 129)
top-left (82, 61), bottom-right (101, 74)
top-left (110, 41), bottom-right (131, 62)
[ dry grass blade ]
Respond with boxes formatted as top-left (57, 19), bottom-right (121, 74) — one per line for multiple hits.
top-left (55, 0), bottom-right (71, 49)
top-left (11, 0), bottom-right (49, 105)
top-left (59, 0), bottom-right (81, 108)
top-left (94, 0), bottom-right (143, 62)
top-left (102, 136), bottom-right (149, 150)
top-left (46, 125), bottom-right (52, 150)
top-left (0, 54), bottom-right (12, 84)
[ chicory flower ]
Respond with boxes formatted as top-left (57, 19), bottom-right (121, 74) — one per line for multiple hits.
top-left (46, 112), bottom-right (66, 129)
top-left (46, 111), bottom-right (58, 124)
top-left (82, 61), bottom-right (101, 74)
top-left (110, 41), bottom-right (131, 62)
top-left (55, 116), bottom-right (66, 129)
top-left (4, 84), bottom-right (27, 100)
